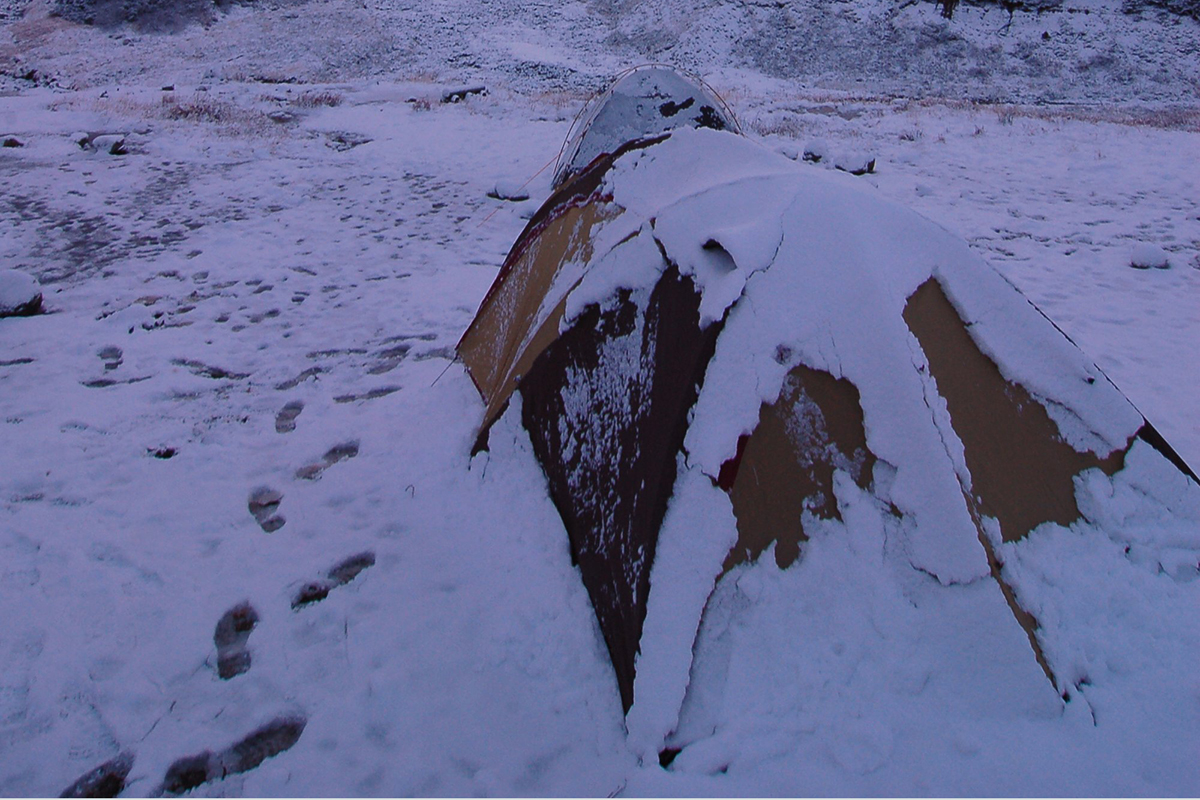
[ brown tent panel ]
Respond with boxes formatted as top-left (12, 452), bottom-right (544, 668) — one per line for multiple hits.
top-left (519, 267), bottom-right (721, 712)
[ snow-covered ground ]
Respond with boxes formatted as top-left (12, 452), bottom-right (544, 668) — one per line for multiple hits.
top-left (1, 0), bottom-right (1198, 795)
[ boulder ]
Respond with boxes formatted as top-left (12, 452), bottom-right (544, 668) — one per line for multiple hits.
top-left (1130, 243), bottom-right (1171, 269)
top-left (0, 269), bottom-right (42, 317)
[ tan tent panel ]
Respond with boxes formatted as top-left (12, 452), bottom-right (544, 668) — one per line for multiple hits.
top-left (459, 200), bottom-right (622, 427)
top-left (718, 364), bottom-right (876, 573)
top-left (904, 277), bottom-right (1128, 544)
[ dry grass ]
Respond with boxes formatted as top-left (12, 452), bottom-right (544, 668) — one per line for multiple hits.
top-left (912, 96), bottom-right (1200, 132)
top-left (222, 68), bottom-right (299, 85)
top-left (92, 92), bottom-right (283, 138)
top-left (290, 90), bottom-right (344, 109)
top-left (749, 91), bottom-right (1200, 134)
top-left (750, 114), bottom-right (809, 139)
top-left (529, 88), bottom-right (587, 114)
top-left (161, 93), bottom-right (246, 124)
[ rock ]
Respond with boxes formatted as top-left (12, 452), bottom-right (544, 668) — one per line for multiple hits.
top-left (93, 134), bottom-right (127, 155)
top-left (1130, 243), bottom-right (1171, 269)
top-left (2, 136), bottom-right (23, 148)
top-left (76, 131), bottom-right (128, 154)
top-left (324, 131), bottom-right (372, 151)
top-left (487, 179), bottom-right (530, 202)
top-left (835, 152), bottom-right (877, 175)
top-left (775, 142), bottom-right (801, 161)
top-left (441, 85), bottom-right (486, 103)
top-left (801, 139), bottom-right (829, 163)
top-left (0, 269), bottom-right (42, 317)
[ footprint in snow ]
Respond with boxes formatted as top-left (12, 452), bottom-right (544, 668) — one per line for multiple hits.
top-left (275, 400), bottom-right (304, 433)
top-left (213, 602), bottom-right (258, 680)
top-left (248, 487), bottom-right (285, 532)
top-left (292, 551), bottom-right (376, 609)
top-left (171, 358), bottom-right (249, 380)
top-left (158, 716), bottom-right (306, 796)
top-left (333, 386), bottom-right (400, 404)
top-left (60, 752), bottom-right (134, 798)
top-left (97, 346), bottom-right (122, 372)
top-left (294, 440), bottom-right (359, 480)
top-left (275, 367), bottom-right (323, 391)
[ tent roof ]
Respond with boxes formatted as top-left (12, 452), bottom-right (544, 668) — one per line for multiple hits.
top-left (553, 66), bottom-right (736, 190)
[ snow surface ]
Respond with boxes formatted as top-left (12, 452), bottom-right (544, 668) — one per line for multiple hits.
top-left (2, 0), bottom-right (1199, 795)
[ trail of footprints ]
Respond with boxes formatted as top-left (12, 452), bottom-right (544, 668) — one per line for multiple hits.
top-left (60, 400), bottom-right (375, 796)
top-left (251, 399), bottom-right (360, 530)
top-left (59, 550), bottom-right (374, 797)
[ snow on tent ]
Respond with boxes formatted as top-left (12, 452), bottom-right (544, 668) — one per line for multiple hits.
top-left (458, 67), bottom-right (1200, 760)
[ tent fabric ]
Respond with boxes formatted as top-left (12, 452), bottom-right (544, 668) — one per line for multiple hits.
top-left (458, 92), bottom-right (1198, 723)
top-left (552, 66), bottom-right (736, 190)
top-left (719, 363), bottom-right (877, 573)
top-left (520, 266), bottom-right (719, 712)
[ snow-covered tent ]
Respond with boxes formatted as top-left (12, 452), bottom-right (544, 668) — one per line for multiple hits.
top-left (457, 69), bottom-right (1200, 749)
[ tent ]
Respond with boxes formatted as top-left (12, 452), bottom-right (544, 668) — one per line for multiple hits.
top-left (457, 68), bottom-right (1200, 742)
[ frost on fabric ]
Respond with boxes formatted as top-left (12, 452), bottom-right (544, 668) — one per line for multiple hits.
top-left (520, 265), bottom-right (718, 712)
top-left (557, 286), bottom-right (654, 552)
top-left (561, 226), bottom-right (666, 329)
